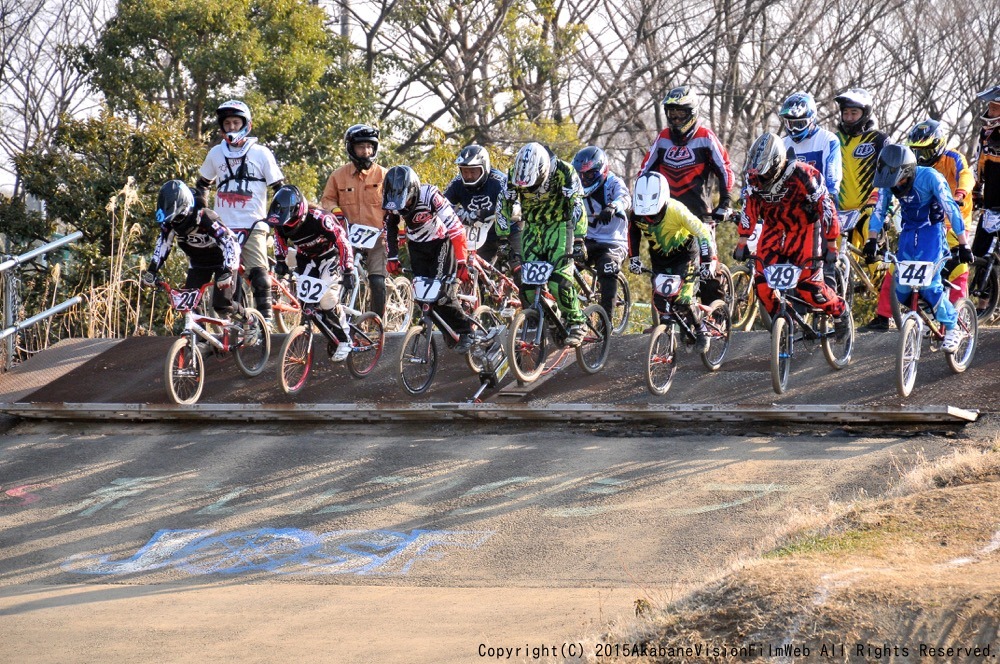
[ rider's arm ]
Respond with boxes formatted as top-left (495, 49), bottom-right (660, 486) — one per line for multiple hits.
top-left (707, 130), bottom-right (736, 211)
top-left (148, 226), bottom-right (175, 273)
top-left (628, 215), bottom-right (643, 258)
top-left (385, 212), bottom-right (401, 258)
top-left (735, 190), bottom-right (758, 250)
top-left (824, 135), bottom-right (843, 202)
top-left (867, 188), bottom-right (892, 240)
top-left (606, 174), bottom-right (632, 216)
top-left (273, 230), bottom-right (289, 262)
top-left (674, 202), bottom-right (714, 257)
top-left (566, 168), bottom-right (587, 239)
top-left (201, 209), bottom-right (241, 275)
top-left (497, 172), bottom-right (517, 239)
top-left (320, 170), bottom-right (340, 212)
top-left (194, 175), bottom-right (214, 210)
top-left (436, 192), bottom-right (468, 264)
top-left (324, 210), bottom-right (355, 273)
top-left (636, 131), bottom-right (666, 177)
top-left (932, 169), bottom-right (968, 238)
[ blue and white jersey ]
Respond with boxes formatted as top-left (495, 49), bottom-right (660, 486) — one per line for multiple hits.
top-left (784, 127), bottom-right (842, 201)
top-left (871, 167), bottom-right (965, 261)
top-left (583, 172), bottom-right (630, 250)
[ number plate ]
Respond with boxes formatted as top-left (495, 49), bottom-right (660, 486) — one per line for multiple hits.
top-left (413, 277), bottom-right (444, 303)
top-left (981, 210), bottom-right (1000, 234)
top-left (747, 221), bottom-right (763, 254)
top-left (520, 261), bottom-right (555, 285)
top-left (348, 224), bottom-right (380, 249)
top-left (896, 261), bottom-right (936, 288)
top-left (466, 220), bottom-right (493, 251)
top-left (763, 264), bottom-right (802, 290)
top-left (839, 209), bottom-right (860, 232)
top-left (652, 274), bottom-right (683, 298)
top-left (296, 274), bottom-right (334, 304)
top-left (170, 289), bottom-right (203, 311)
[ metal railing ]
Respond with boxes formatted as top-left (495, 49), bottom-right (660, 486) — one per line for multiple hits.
top-left (1, 231), bottom-right (83, 371)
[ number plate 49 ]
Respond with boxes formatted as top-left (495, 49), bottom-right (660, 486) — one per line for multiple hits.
top-left (763, 264), bottom-right (802, 290)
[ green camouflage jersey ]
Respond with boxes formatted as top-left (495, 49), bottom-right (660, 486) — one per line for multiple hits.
top-left (502, 154), bottom-right (586, 325)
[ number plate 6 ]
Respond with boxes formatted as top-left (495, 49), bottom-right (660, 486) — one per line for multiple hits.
top-left (763, 264), bottom-right (802, 290)
top-left (652, 274), bottom-right (683, 298)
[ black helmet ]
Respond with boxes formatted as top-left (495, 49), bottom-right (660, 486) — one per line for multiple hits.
top-left (382, 166), bottom-right (421, 215)
top-left (834, 88), bottom-right (873, 136)
top-left (344, 124), bottom-right (380, 171)
top-left (156, 180), bottom-right (195, 228)
top-left (267, 185), bottom-right (308, 229)
top-left (572, 146), bottom-right (609, 196)
top-left (743, 132), bottom-right (787, 190)
top-left (455, 145), bottom-right (491, 188)
top-left (873, 144), bottom-right (917, 196)
top-left (216, 100), bottom-right (252, 147)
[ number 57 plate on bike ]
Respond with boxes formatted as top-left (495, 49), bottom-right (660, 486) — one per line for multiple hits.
top-left (348, 224), bottom-right (381, 249)
top-left (296, 274), bottom-right (335, 304)
top-left (763, 264), bottom-right (802, 290)
top-left (520, 261), bottom-right (554, 285)
top-left (896, 261), bottom-right (936, 288)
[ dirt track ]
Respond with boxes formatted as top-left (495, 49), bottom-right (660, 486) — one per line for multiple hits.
top-left (18, 329), bottom-right (1000, 412)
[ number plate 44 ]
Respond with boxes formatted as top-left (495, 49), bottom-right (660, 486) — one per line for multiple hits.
top-left (896, 261), bottom-right (936, 288)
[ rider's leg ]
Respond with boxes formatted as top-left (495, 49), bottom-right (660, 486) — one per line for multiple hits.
top-left (550, 223), bottom-right (584, 327)
top-left (242, 227), bottom-right (272, 320)
top-left (366, 236), bottom-right (388, 318)
top-left (795, 266), bottom-right (847, 318)
top-left (586, 240), bottom-right (623, 316)
top-left (210, 267), bottom-right (236, 315)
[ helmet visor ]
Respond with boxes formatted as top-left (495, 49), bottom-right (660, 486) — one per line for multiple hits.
top-left (911, 145), bottom-right (938, 165)
top-left (578, 168), bottom-right (601, 189)
top-left (784, 117), bottom-right (811, 133)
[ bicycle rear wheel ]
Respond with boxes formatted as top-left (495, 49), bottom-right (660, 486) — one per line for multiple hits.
top-left (278, 325), bottom-right (313, 395)
top-left (715, 263), bottom-right (735, 319)
top-left (383, 276), bottom-right (413, 333)
top-left (272, 279), bottom-right (301, 333)
top-left (770, 316), bottom-right (792, 395)
top-left (466, 306), bottom-right (503, 374)
top-left (506, 308), bottom-right (546, 384)
top-left (821, 312), bottom-right (854, 370)
top-left (896, 317), bottom-right (920, 397)
top-left (969, 258), bottom-right (1000, 323)
top-left (701, 299), bottom-right (731, 371)
top-left (165, 337), bottom-right (205, 405)
top-left (576, 304), bottom-right (611, 374)
top-left (234, 308), bottom-right (271, 377)
top-left (398, 324), bottom-right (437, 394)
top-left (646, 324), bottom-right (677, 396)
top-left (946, 298), bottom-right (978, 373)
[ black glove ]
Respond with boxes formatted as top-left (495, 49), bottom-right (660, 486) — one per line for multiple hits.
top-left (274, 260), bottom-right (289, 278)
top-left (956, 244), bottom-right (974, 264)
top-left (711, 206), bottom-right (730, 222)
top-left (141, 270), bottom-right (157, 289)
top-left (863, 238), bottom-right (878, 264)
top-left (595, 207), bottom-right (615, 225)
top-left (732, 244), bottom-right (749, 262)
top-left (342, 270), bottom-right (356, 294)
top-left (496, 239), bottom-right (510, 264)
top-left (572, 238), bottom-right (587, 262)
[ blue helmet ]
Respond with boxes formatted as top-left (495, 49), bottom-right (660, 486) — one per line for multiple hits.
top-left (779, 92), bottom-right (817, 142)
top-left (572, 146), bottom-right (609, 196)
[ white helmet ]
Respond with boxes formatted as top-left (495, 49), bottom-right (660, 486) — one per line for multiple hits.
top-left (632, 172), bottom-right (671, 217)
top-left (510, 142), bottom-right (551, 191)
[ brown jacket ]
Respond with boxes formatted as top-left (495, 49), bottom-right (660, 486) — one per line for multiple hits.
top-left (321, 163), bottom-right (387, 229)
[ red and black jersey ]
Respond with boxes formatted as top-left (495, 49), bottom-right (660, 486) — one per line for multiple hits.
top-left (274, 205), bottom-right (354, 271)
top-left (739, 161), bottom-right (839, 266)
top-left (638, 123), bottom-right (735, 217)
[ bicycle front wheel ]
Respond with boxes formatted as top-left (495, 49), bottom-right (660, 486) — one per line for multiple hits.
top-left (576, 304), bottom-right (611, 374)
top-left (896, 317), bottom-right (920, 397)
top-left (398, 324), bottom-right (437, 395)
top-left (278, 325), bottom-right (313, 395)
top-left (646, 324), bottom-right (677, 396)
top-left (770, 316), bottom-right (792, 395)
top-left (165, 337), bottom-right (205, 405)
top-left (506, 308), bottom-right (546, 384)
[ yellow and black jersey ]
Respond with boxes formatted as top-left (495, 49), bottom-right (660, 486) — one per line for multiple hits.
top-left (837, 128), bottom-right (888, 211)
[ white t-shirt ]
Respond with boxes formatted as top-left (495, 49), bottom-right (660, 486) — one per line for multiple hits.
top-left (199, 139), bottom-right (284, 230)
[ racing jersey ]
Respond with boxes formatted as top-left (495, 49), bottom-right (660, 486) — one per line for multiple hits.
top-left (273, 206), bottom-right (354, 271)
top-left (443, 168), bottom-right (511, 249)
top-left (583, 172), bottom-right (630, 250)
top-left (739, 161), bottom-right (839, 266)
top-left (837, 127), bottom-right (887, 211)
top-left (386, 184), bottom-right (468, 262)
top-left (629, 198), bottom-right (714, 259)
top-left (149, 208), bottom-right (240, 274)
top-left (500, 153), bottom-right (586, 238)
top-left (973, 127), bottom-right (1000, 209)
top-left (870, 167), bottom-right (965, 260)
top-left (784, 126), bottom-right (842, 200)
top-left (638, 122), bottom-right (735, 218)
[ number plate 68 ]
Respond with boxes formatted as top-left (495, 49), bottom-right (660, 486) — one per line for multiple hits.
top-left (521, 261), bottom-right (555, 286)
